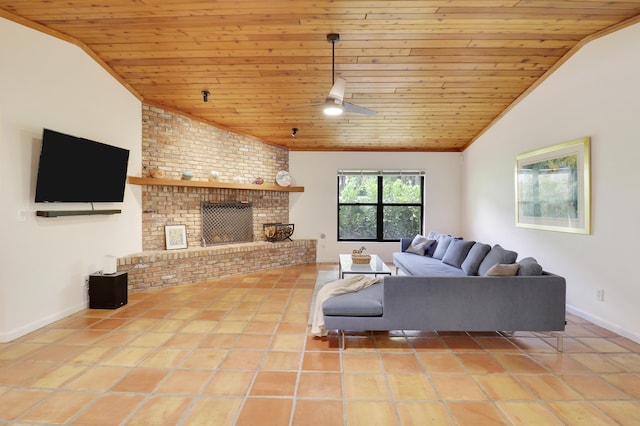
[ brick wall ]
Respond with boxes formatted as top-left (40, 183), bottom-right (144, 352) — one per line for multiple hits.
top-left (118, 240), bottom-right (317, 291)
top-left (140, 104), bottom-right (291, 251)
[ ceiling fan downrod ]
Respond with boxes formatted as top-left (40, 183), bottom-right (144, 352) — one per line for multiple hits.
top-left (327, 33), bottom-right (340, 85)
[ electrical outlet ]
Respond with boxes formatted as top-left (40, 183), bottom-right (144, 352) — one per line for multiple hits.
top-left (596, 288), bottom-right (604, 302)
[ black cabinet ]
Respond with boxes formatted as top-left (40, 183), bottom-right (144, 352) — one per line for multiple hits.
top-left (88, 272), bottom-right (128, 309)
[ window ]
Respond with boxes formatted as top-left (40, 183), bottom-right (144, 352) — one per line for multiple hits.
top-left (337, 170), bottom-right (424, 241)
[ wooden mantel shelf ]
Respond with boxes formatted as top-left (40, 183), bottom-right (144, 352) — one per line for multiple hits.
top-left (128, 176), bottom-right (304, 192)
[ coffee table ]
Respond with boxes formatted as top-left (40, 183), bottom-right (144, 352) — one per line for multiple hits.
top-left (338, 254), bottom-right (392, 279)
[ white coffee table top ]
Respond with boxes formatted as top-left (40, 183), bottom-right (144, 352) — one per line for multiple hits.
top-left (338, 254), bottom-right (392, 279)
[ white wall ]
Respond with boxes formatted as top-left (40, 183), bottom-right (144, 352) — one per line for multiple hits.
top-left (0, 18), bottom-right (142, 342)
top-left (289, 151), bottom-right (463, 263)
top-left (463, 23), bottom-right (640, 343)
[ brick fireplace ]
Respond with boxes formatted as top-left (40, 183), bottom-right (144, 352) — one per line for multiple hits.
top-left (117, 104), bottom-right (316, 290)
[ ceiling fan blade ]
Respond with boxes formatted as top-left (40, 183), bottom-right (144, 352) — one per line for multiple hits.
top-left (343, 101), bottom-right (377, 115)
top-left (282, 103), bottom-right (324, 111)
top-left (327, 77), bottom-right (346, 102)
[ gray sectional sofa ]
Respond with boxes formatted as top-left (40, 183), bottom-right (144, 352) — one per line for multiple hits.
top-left (322, 232), bottom-right (567, 350)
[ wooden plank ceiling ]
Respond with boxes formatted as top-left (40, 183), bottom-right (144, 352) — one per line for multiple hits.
top-left (2, 1), bottom-right (640, 152)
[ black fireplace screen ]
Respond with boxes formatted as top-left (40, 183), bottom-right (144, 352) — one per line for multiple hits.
top-left (201, 201), bottom-right (253, 246)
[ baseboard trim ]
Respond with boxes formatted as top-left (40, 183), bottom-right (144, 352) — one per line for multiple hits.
top-left (566, 304), bottom-right (640, 344)
top-left (0, 301), bottom-right (86, 343)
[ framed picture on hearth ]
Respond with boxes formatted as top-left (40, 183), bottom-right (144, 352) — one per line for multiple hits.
top-left (515, 137), bottom-right (591, 234)
top-left (165, 224), bottom-right (188, 250)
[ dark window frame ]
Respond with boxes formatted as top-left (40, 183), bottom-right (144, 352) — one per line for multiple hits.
top-left (337, 173), bottom-right (424, 242)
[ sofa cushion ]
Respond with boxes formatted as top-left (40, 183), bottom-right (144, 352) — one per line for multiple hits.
top-left (432, 235), bottom-right (453, 260)
top-left (393, 252), bottom-right (467, 276)
top-left (517, 257), bottom-right (543, 276)
top-left (322, 283), bottom-right (383, 316)
top-left (405, 235), bottom-right (435, 256)
top-left (478, 244), bottom-right (518, 276)
top-left (485, 263), bottom-right (520, 276)
top-left (442, 239), bottom-right (475, 268)
top-left (425, 231), bottom-right (441, 256)
top-left (461, 242), bottom-right (491, 276)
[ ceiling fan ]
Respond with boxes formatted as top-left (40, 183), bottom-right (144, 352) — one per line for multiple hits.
top-left (292, 34), bottom-right (377, 116)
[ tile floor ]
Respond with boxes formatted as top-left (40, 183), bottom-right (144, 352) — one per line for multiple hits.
top-left (1, 263), bottom-right (639, 425)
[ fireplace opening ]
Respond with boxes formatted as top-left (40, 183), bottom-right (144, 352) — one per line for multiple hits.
top-left (201, 201), bottom-right (253, 246)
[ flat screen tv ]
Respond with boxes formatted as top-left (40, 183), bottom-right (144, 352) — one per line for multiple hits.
top-left (35, 128), bottom-right (130, 203)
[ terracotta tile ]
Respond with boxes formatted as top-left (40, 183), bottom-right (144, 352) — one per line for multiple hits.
top-left (270, 334), bottom-right (306, 351)
top-left (493, 353), bottom-right (548, 374)
top-left (235, 397), bottom-right (293, 426)
top-left (594, 401), bottom-right (640, 426)
top-left (250, 371), bottom-right (297, 396)
top-left (233, 334), bottom-right (272, 350)
top-left (141, 348), bottom-right (190, 368)
top-left (517, 374), bottom-right (583, 400)
top-left (181, 320), bottom-right (218, 333)
top-left (302, 351), bottom-right (341, 371)
top-left (70, 393), bottom-right (145, 426)
top-left (576, 337), bottom-right (630, 353)
top-left (126, 395), bottom-right (192, 426)
top-left (475, 337), bottom-right (519, 352)
top-left (548, 401), bottom-right (620, 425)
top-left (0, 389), bottom-right (51, 421)
top-left (25, 344), bottom-right (81, 363)
top-left (344, 373), bottom-right (390, 400)
top-left (497, 401), bottom-right (565, 426)
top-left (570, 353), bottom-right (627, 373)
top-left (346, 401), bottom-right (398, 426)
top-left (457, 353), bottom-right (506, 374)
top-left (380, 353), bottom-right (424, 373)
top-left (112, 368), bottom-right (169, 392)
top-left (474, 375), bottom-right (535, 400)
top-left (297, 371), bottom-right (342, 398)
top-left (155, 370), bottom-right (212, 395)
top-left (387, 373), bottom-right (438, 400)
top-left (606, 353), bottom-right (640, 372)
top-left (128, 331), bottom-right (173, 347)
top-left (530, 353), bottom-right (592, 374)
top-left (199, 333), bottom-right (238, 349)
top-left (181, 397), bottom-right (242, 426)
top-left (511, 337), bottom-right (558, 353)
top-left (95, 330), bottom-right (140, 346)
top-left (408, 336), bottom-right (448, 351)
top-left (243, 320), bottom-right (278, 334)
top-left (218, 350), bottom-right (264, 370)
top-left (181, 348), bottom-right (227, 369)
top-left (416, 353), bottom-right (466, 374)
top-left (342, 352), bottom-right (383, 373)
top-left (447, 401), bottom-right (508, 425)
top-left (292, 399), bottom-right (343, 426)
top-left (561, 374), bottom-right (630, 399)
top-left (28, 365), bottom-right (87, 388)
top-left (602, 374), bottom-right (640, 399)
top-left (203, 370), bottom-right (254, 396)
top-left (431, 375), bottom-right (487, 400)
top-left (64, 366), bottom-right (129, 391)
top-left (396, 401), bottom-right (453, 425)
top-left (20, 391), bottom-right (95, 424)
top-left (0, 361), bottom-right (51, 386)
top-left (261, 351), bottom-right (301, 371)
top-left (89, 318), bottom-right (130, 330)
top-left (60, 330), bottom-right (109, 345)
top-left (101, 347), bottom-right (154, 367)
top-left (442, 336), bottom-right (484, 352)
top-left (152, 319), bottom-right (186, 332)
top-left (373, 334), bottom-right (413, 351)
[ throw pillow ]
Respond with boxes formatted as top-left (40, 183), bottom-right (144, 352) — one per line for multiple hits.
top-left (477, 244), bottom-right (518, 276)
top-left (405, 235), bottom-right (435, 256)
top-left (442, 239), bottom-right (475, 268)
top-left (461, 242), bottom-right (491, 276)
top-left (517, 257), bottom-right (543, 276)
top-left (432, 235), bottom-right (453, 260)
top-left (485, 263), bottom-right (520, 276)
top-left (425, 231), bottom-right (441, 256)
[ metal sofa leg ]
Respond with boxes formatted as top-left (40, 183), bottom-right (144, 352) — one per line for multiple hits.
top-left (339, 330), bottom-right (345, 350)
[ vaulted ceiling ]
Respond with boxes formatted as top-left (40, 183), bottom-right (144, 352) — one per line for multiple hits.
top-left (2, 1), bottom-right (640, 151)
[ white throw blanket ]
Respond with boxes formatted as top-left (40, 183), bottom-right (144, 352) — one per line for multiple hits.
top-left (311, 274), bottom-right (383, 337)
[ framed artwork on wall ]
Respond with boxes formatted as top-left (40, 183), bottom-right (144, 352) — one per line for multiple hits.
top-left (165, 224), bottom-right (188, 249)
top-left (515, 137), bottom-right (591, 234)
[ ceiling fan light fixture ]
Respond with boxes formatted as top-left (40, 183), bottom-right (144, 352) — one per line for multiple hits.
top-left (323, 99), bottom-right (344, 116)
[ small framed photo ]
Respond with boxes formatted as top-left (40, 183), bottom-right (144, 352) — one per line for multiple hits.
top-left (165, 224), bottom-right (187, 250)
